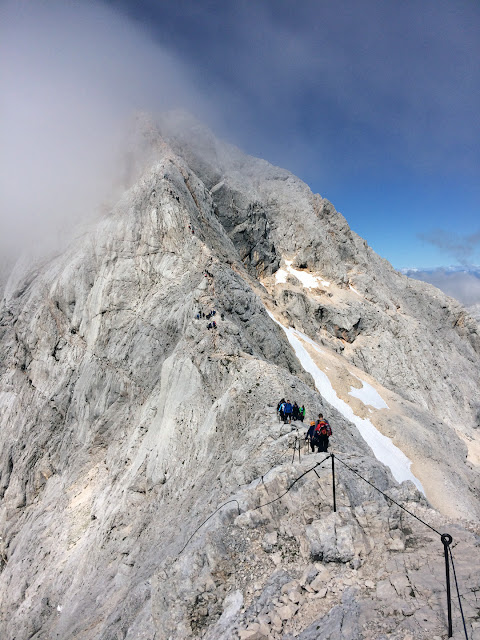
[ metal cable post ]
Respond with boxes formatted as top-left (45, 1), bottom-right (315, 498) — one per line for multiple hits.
top-left (330, 453), bottom-right (336, 512)
top-left (441, 533), bottom-right (453, 637)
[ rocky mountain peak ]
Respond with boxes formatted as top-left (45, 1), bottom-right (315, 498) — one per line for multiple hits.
top-left (0, 115), bottom-right (479, 639)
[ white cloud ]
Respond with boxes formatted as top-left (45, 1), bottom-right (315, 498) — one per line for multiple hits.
top-left (0, 1), bottom-right (210, 263)
top-left (407, 268), bottom-right (480, 307)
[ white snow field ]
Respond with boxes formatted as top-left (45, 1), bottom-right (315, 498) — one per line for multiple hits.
top-left (275, 269), bottom-right (288, 284)
top-left (267, 310), bottom-right (424, 493)
top-left (275, 260), bottom-right (330, 288)
top-left (348, 374), bottom-right (389, 409)
top-left (349, 283), bottom-right (362, 296)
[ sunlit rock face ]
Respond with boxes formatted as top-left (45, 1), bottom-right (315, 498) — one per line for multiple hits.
top-left (0, 114), bottom-right (479, 639)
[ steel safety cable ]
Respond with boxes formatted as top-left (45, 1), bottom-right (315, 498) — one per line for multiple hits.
top-left (334, 454), bottom-right (442, 537)
top-left (178, 456), bottom-right (330, 554)
top-left (178, 499), bottom-right (241, 556)
top-left (174, 457), bottom-right (345, 551)
top-left (253, 457), bottom-right (330, 511)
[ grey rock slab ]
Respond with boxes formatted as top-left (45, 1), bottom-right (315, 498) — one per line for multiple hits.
top-left (305, 513), bottom-right (362, 563)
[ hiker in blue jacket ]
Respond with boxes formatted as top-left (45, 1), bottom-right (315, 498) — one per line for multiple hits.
top-left (284, 401), bottom-right (293, 423)
top-left (305, 421), bottom-right (316, 452)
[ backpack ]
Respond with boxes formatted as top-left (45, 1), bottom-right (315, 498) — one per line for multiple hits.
top-left (315, 420), bottom-right (331, 437)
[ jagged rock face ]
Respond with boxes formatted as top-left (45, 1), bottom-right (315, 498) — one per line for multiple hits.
top-left (0, 115), bottom-right (479, 639)
top-left (159, 113), bottom-right (480, 434)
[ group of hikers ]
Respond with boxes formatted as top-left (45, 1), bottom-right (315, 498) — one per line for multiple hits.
top-left (195, 308), bottom-right (223, 330)
top-left (277, 399), bottom-right (305, 423)
top-left (195, 309), bottom-right (217, 320)
top-left (277, 399), bottom-right (332, 453)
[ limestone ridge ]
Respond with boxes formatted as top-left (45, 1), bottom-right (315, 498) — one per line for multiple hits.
top-left (162, 113), bottom-right (480, 427)
top-left (0, 114), bottom-right (478, 639)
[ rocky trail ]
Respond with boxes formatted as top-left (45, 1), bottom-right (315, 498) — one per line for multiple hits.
top-left (158, 415), bottom-right (480, 640)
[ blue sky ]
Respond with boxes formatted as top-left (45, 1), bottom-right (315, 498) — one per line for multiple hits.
top-left (1, 0), bottom-right (479, 269)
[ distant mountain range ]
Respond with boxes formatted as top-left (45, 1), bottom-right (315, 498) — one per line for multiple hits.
top-left (401, 266), bottom-right (480, 319)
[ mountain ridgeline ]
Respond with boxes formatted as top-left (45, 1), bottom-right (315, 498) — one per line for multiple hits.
top-left (0, 113), bottom-right (479, 639)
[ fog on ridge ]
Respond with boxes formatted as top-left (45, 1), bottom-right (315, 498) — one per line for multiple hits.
top-left (0, 1), bottom-right (212, 275)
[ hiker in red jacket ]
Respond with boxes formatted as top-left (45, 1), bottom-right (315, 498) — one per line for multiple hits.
top-left (314, 414), bottom-right (332, 452)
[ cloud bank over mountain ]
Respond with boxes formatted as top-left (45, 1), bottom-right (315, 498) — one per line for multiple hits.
top-left (403, 266), bottom-right (480, 317)
top-left (0, 1), bottom-right (212, 264)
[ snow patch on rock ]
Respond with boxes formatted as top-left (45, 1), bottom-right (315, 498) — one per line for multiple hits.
top-left (277, 260), bottom-right (331, 289)
top-left (348, 375), bottom-right (389, 410)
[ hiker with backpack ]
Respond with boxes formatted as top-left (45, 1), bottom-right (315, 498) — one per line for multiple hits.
top-left (299, 405), bottom-right (306, 422)
top-left (314, 413), bottom-right (332, 452)
top-left (284, 401), bottom-right (293, 424)
top-left (305, 421), bottom-right (317, 452)
top-left (277, 398), bottom-right (286, 422)
top-left (292, 402), bottom-right (300, 421)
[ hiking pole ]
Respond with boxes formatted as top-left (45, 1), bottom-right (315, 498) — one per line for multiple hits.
top-left (295, 427), bottom-right (301, 463)
top-left (331, 453), bottom-right (337, 513)
top-left (441, 533), bottom-right (453, 637)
